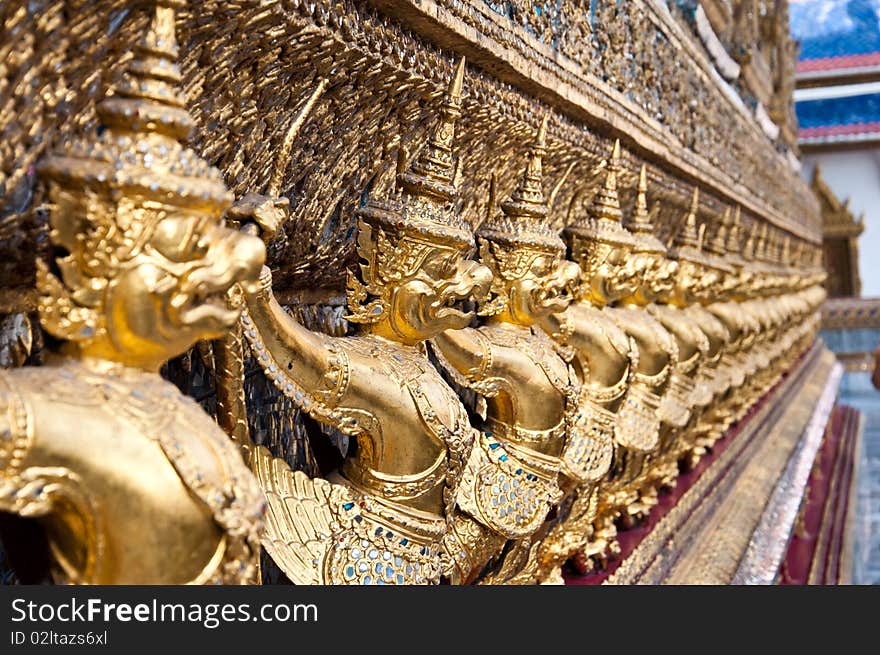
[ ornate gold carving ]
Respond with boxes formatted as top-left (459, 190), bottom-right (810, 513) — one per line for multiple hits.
top-left (0, 0), bottom-right (829, 586)
top-left (236, 61), bottom-right (495, 585)
top-left (0, 0), bottom-right (271, 585)
top-left (430, 118), bottom-right (582, 583)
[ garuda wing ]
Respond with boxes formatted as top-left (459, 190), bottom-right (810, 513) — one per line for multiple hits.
top-left (249, 445), bottom-right (442, 585)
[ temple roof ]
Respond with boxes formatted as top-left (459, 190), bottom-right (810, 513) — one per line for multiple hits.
top-left (811, 165), bottom-right (865, 237)
top-left (797, 92), bottom-right (880, 142)
top-left (792, 0), bottom-right (880, 73)
top-left (792, 1), bottom-right (880, 144)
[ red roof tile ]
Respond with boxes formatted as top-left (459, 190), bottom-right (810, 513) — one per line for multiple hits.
top-left (798, 52), bottom-right (880, 73)
top-left (800, 120), bottom-right (880, 139)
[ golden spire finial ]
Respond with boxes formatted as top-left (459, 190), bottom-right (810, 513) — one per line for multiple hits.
top-left (99, 0), bottom-right (189, 137)
top-left (742, 221), bottom-right (757, 261)
top-left (478, 116), bottom-right (563, 252)
top-left (726, 206), bottom-right (742, 254)
top-left (587, 139), bottom-right (623, 225)
top-left (564, 139), bottom-right (634, 248)
top-left (757, 222), bottom-right (769, 261)
top-left (793, 239), bottom-right (804, 267)
top-left (626, 163), bottom-right (666, 253)
top-left (629, 164), bottom-right (652, 233)
top-left (672, 187), bottom-right (701, 250)
top-left (357, 58), bottom-right (473, 249)
top-left (398, 58), bottom-right (466, 203)
top-left (500, 115), bottom-right (549, 220)
top-left (781, 235), bottom-right (791, 266)
top-left (706, 209), bottom-right (729, 256)
top-left (39, 0), bottom-right (231, 215)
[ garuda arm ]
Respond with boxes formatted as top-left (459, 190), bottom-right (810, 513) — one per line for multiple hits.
top-left (225, 196), bottom-right (391, 585)
top-left (539, 306), bottom-right (631, 393)
top-left (431, 327), bottom-right (509, 395)
top-left (431, 327), bottom-right (523, 426)
top-left (227, 194), bottom-right (352, 420)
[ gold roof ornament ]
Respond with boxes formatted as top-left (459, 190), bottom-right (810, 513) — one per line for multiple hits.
top-left (726, 207), bottom-right (743, 257)
top-left (355, 58), bottom-right (473, 249)
top-left (793, 239), bottom-right (806, 270)
top-left (756, 222), bottom-right (770, 262)
top-left (780, 235), bottom-right (792, 269)
top-left (742, 219), bottom-right (758, 262)
top-left (778, 234), bottom-right (789, 267)
top-left (667, 187), bottom-right (711, 267)
top-left (626, 164), bottom-right (665, 253)
top-left (476, 116), bottom-right (564, 254)
top-left (705, 209), bottom-right (729, 258)
top-left (723, 207), bottom-right (750, 279)
top-left (771, 230), bottom-right (782, 265)
top-left (704, 209), bottom-right (734, 274)
top-left (765, 228), bottom-right (776, 264)
top-left (39, 0), bottom-right (230, 213)
top-left (565, 139), bottom-right (636, 248)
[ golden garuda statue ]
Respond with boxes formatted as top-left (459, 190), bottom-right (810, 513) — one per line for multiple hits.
top-left (702, 207), bottom-right (759, 424)
top-left (571, 143), bottom-right (678, 461)
top-left (558, 141), bottom-right (678, 565)
top-left (526, 160), bottom-right (642, 579)
top-left (625, 176), bottom-right (709, 509)
top-left (429, 117), bottom-right (582, 584)
top-left (659, 193), bottom-right (732, 467)
top-left (235, 60), bottom-right (495, 585)
top-left (0, 0), bottom-right (267, 584)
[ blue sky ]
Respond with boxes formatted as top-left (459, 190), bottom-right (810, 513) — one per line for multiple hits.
top-left (790, 0), bottom-right (880, 58)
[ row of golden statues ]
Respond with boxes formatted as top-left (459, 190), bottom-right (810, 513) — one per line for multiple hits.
top-left (0, 1), bottom-right (825, 584)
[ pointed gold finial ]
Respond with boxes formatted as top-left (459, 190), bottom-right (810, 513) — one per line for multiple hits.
top-left (357, 58), bottom-right (473, 249)
top-left (626, 163), bottom-right (666, 253)
top-left (478, 116), bottom-right (563, 252)
top-left (564, 139), bottom-right (634, 248)
top-left (398, 58), bottom-right (466, 203)
top-left (793, 239), bottom-right (804, 267)
top-left (726, 206), bottom-right (742, 254)
top-left (500, 115), bottom-right (549, 220)
top-left (672, 187), bottom-right (701, 250)
top-left (706, 209), bottom-right (729, 256)
top-left (588, 139), bottom-right (623, 225)
top-left (757, 222), bottom-right (769, 261)
top-left (97, 0), bottom-right (191, 140)
top-left (781, 235), bottom-right (791, 266)
top-left (629, 164), bottom-right (651, 233)
top-left (39, 0), bottom-right (231, 216)
top-left (742, 220), bottom-right (758, 261)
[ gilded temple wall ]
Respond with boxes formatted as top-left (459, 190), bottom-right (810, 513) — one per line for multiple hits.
top-left (2, 1), bottom-right (825, 463)
top-left (2, 1), bottom-right (820, 310)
